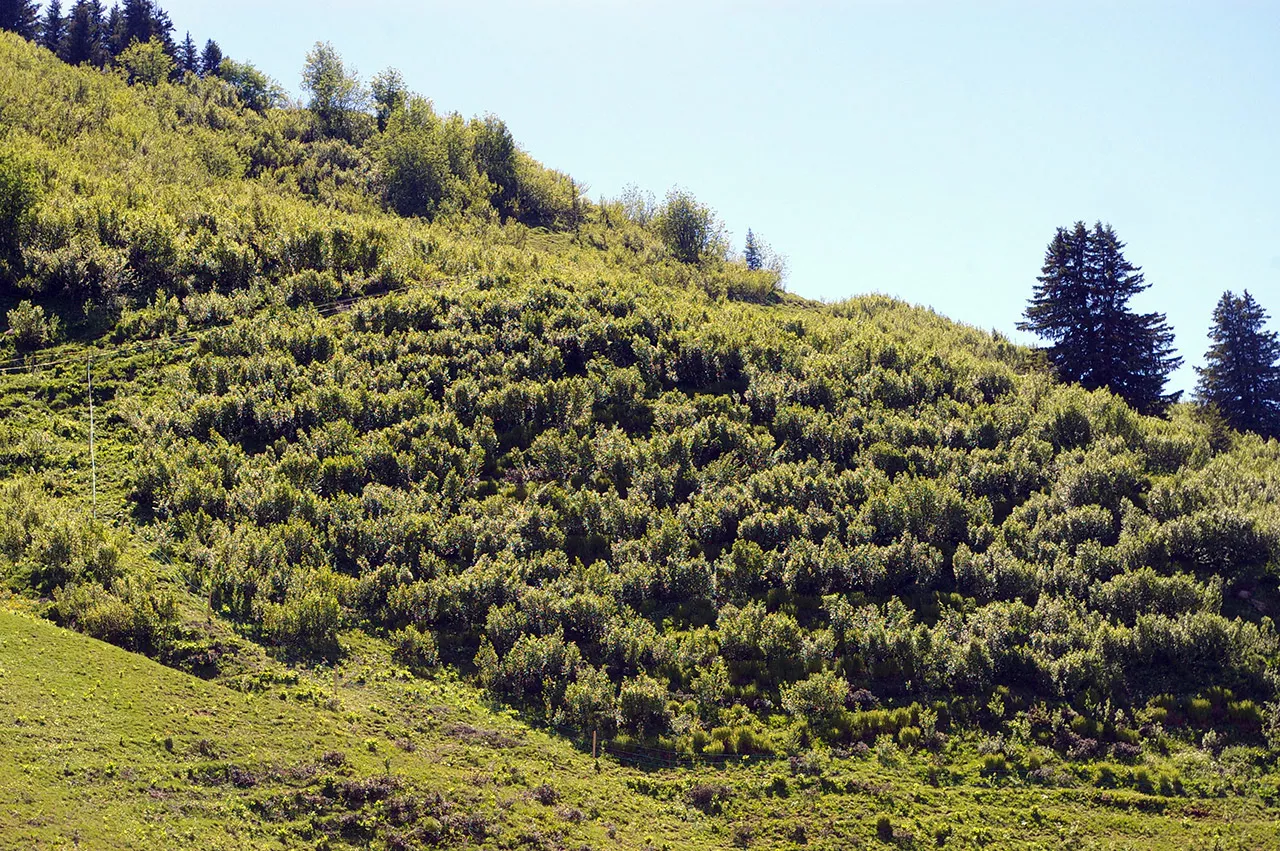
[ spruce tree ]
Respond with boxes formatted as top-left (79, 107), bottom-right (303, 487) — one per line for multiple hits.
top-left (200, 38), bottom-right (222, 76)
top-left (1018, 221), bottom-right (1182, 414)
top-left (40, 0), bottom-right (66, 52)
top-left (1196, 290), bottom-right (1280, 438)
top-left (744, 229), bottom-right (763, 271)
top-left (1018, 222), bottom-right (1093, 383)
top-left (177, 30), bottom-right (196, 74)
top-left (61, 0), bottom-right (105, 65)
top-left (119, 0), bottom-right (152, 48)
top-left (104, 2), bottom-right (122, 56)
top-left (151, 5), bottom-right (172, 55)
top-left (0, 0), bottom-right (40, 39)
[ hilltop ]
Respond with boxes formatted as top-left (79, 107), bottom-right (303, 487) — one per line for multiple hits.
top-left (2, 30), bottom-right (1280, 849)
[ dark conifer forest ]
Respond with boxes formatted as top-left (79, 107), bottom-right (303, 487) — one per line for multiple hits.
top-left (2, 6), bottom-right (1280, 848)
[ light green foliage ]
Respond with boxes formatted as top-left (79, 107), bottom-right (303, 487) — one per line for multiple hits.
top-left (654, 187), bottom-right (724, 264)
top-left (216, 57), bottom-right (283, 112)
top-left (780, 670), bottom-right (850, 725)
top-left (10, 609), bottom-right (1280, 850)
top-left (301, 40), bottom-right (370, 140)
top-left (0, 142), bottom-right (38, 280)
top-left (376, 96), bottom-right (487, 219)
top-left (618, 673), bottom-right (670, 735)
top-left (4, 299), bottom-right (58, 352)
top-left (116, 36), bottom-right (173, 86)
top-left (3, 30), bottom-right (1280, 846)
top-left (369, 66), bottom-right (406, 131)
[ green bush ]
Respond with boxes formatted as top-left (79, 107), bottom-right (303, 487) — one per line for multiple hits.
top-left (390, 625), bottom-right (438, 672)
top-left (617, 674), bottom-right (670, 737)
top-left (5, 300), bottom-right (59, 353)
top-left (980, 753), bottom-right (1009, 776)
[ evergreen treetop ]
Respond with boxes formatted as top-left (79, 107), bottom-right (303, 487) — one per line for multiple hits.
top-left (0, 0), bottom-right (40, 39)
top-left (744, 229), bottom-right (763, 271)
top-left (199, 38), bottom-right (222, 76)
top-left (1018, 221), bottom-right (1181, 414)
top-left (1196, 290), bottom-right (1280, 438)
top-left (60, 0), bottom-right (105, 65)
top-left (39, 0), bottom-right (65, 52)
top-left (177, 29), bottom-right (195, 74)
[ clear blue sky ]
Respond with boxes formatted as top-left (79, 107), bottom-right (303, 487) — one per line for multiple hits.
top-left (160, 0), bottom-right (1280, 394)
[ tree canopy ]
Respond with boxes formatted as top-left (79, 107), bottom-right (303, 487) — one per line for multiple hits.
top-left (655, 188), bottom-right (723, 265)
top-left (1018, 221), bottom-right (1181, 414)
top-left (38, 0), bottom-right (63, 51)
top-left (0, 0), bottom-right (39, 39)
top-left (301, 40), bottom-right (369, 140)
top-left (1196, 290), bottom-right (1280, 438)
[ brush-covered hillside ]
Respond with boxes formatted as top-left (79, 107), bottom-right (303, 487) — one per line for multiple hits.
top-left (3, 31), bottom-right (1280, 849)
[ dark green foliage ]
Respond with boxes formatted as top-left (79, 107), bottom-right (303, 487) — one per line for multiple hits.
top-left (369, 67), bottom-right (406, 132)
top-left (116, 0), bottom-right (170, 57)
top-left (744, 229), bottom-right (762, 271)
top-left (376, 97), bottom-right (484, 219)
top-left (0, 144), bottom-right (38, 283)
top-left (1018, 222), bottom-right (1182, 414)
top-left (1196, 290), bottom-right (1280, 439)
top-left (217, 58), bottom-right (282, 112)
top-left (39, 0), bottom-right (65, 52)
top-left (199, 37), bottom-right (221, 76)
top-left (60, 0), bottom-right (105, 66)
top-left (0, 0), bottom-right (38, 39)
top-left (176, 30), bottom-right (196, 74)
top-left (473, 115), bottom-right (518, 219)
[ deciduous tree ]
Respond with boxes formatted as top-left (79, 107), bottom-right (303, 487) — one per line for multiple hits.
top-left (370, 67), bottom-right (406, 132)
top-left (301, 41), bottom-right (369, 140)
top-left (117, 36), bottom-right (172, 86)
top-left (219, 57), bottom-right (282, 112)
top-left (655, 188), bottom-right (723, 265)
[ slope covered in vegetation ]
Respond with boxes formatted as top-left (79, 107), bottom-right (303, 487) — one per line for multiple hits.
top-left (3, 31), bottom-right (1280, 847)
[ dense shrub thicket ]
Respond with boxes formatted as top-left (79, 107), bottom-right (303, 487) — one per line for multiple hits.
top-left (125, 275), bottom-right (1280, 752)
top-left (2, 33), bottom-right (1279, 761)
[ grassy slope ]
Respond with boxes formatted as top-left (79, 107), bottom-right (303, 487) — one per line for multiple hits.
top-left (4, 607), bottom-right (1278, 850)
top-left (0, 606), bottom-right (718, 850)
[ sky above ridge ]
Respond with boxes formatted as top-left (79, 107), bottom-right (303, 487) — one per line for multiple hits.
top-left (159, 0), bottom-right (1280, 394)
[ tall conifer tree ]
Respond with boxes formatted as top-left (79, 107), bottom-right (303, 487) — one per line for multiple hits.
top-left (119, 0), bottom-right (152, 48)
top-left (0, 0), bottom-right (40, 38)
top-left (744, 230), bottom-right (763, 271)
top-left (1196, 290), bottom-right (1280, 438)
top-left (200, 38), bottom-right (222, 76)
top-left (152, 4), bottom-right (172, 55)
top-left (177, 30), bottom-right (196, 74)
top-left (1019, 221), bottom-right (1181, 414)
top-left (40, 0), bottom-right (66, 52)
top-left (61, 0), bottom-right (104, 65)
top-left (104, 2), bottom-right (122, 56)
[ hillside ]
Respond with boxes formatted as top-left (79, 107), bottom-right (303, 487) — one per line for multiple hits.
top-left (3, 30), bottom-right (1280, 848)
top-left (8, 606), bottom-right (1280, 850)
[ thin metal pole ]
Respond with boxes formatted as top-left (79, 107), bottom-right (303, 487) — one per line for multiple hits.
top-left (87, 360), bottom-right (97, 518)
